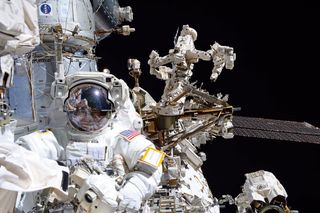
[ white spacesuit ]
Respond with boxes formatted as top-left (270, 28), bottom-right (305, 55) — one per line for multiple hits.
top-left (63, 73), bottom-right (164, 212)
top-left (10, 72), bottom-right (164, 212)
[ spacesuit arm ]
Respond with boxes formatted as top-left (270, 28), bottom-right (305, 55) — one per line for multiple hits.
top-left (113, 132), bottom-right (163, 210)
top-left (118, 168), bottom-right (162, 211)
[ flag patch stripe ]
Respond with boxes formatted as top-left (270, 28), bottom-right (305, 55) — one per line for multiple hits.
top-left (120, 129), bottom-right (140, 141)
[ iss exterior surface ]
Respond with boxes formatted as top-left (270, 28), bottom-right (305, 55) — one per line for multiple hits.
top-left (37, 0), bottom-right (95, 52)
top-left (1, 1), bottom-right (320, 213)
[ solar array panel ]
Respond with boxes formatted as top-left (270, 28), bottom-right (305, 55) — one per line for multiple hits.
top-left (233, 116), bottom-right (320, 144)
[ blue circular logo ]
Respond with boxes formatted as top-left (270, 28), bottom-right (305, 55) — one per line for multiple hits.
top-left (40, 4), bottom-right (51, 14)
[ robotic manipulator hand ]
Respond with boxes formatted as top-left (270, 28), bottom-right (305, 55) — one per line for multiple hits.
top-left (210, 42), bottom-right (236, 81)
top-left (235, 170), bottom-right (293, 213)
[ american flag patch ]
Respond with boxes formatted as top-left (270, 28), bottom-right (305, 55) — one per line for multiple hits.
top-left (120, 129), bottom-right (140, 141)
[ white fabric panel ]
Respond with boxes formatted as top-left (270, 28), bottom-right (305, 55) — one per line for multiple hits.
top-left (0, 0), bottom-right (39, 55)
top-left (0, 142), bottom-right (68, 192)
top-left (0, 120), bottom-right (16, 143)
top-left (15, 130), bottom-right (64, 160)
top-left (0, 189), bottom-right (16, 213)
top-left (0, 54), bottom-right (14, 87)
top-left (0, 0), bottom-right (25, 36)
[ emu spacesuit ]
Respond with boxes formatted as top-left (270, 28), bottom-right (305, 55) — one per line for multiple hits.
top-left (0, 71), bottom-right (163, 213)
top-left (58, 74), bottom-right (163, 212)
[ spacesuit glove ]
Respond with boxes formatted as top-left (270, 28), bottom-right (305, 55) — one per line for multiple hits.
top-left (118, 175), bottom-right (146, 212)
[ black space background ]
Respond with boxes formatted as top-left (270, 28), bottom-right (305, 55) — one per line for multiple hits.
top-left (95, 1), bottom-right (320, 212)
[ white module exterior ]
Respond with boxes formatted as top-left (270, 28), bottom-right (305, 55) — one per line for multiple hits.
top-left (37, 0), bottom-right (95, 51)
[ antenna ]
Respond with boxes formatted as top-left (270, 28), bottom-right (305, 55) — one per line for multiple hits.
top-left (173, 26), bottom-right (180, 46)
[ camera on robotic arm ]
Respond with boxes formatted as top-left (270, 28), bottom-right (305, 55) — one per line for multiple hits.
top-left (235, 170), bottom-right (298, 213)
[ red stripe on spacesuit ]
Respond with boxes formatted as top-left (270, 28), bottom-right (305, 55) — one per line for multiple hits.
top-left (120, 129), bottom-right (140, 141)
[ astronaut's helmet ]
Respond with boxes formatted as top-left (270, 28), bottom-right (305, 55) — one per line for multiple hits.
top-left (64, 83), bottom-right (114, 132)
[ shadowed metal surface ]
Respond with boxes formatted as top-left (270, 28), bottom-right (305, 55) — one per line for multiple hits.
top-left (233, 116), bottom-right (320, 144)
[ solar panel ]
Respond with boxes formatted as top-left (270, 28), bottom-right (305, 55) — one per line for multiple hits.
top-left (233, 116), bottom-right (320, 144)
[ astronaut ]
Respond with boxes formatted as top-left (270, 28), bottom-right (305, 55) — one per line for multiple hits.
top-left (7, 71), bottom-right (163, 213)
top-left (1, 72), bottom-right (163, 213)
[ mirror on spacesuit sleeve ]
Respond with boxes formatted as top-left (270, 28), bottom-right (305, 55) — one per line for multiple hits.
top-left (64, 84), bottom-right (114, 132)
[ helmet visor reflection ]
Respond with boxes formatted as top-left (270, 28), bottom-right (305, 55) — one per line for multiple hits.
top-left (64, 84), bottom-right (114, 132)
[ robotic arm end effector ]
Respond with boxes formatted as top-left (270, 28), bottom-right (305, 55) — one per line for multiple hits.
top-left (210, 42), bottom-right (236, 81)
top-left (148, 51), bottom-right (173, 80)
top-left (235, 170), bottom-right (296, 213)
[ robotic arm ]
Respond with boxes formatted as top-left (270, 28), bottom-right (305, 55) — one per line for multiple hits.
top-left (148, 25), bottom-right (236, 83)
